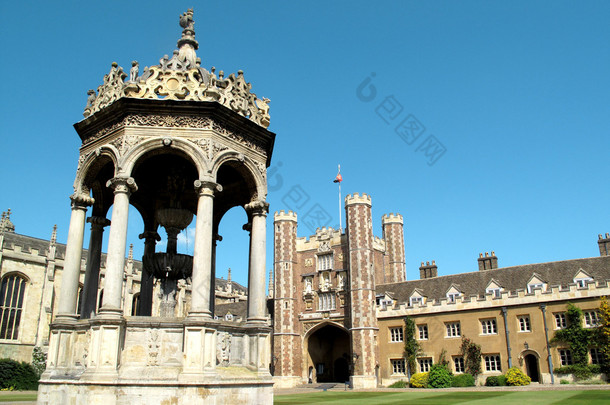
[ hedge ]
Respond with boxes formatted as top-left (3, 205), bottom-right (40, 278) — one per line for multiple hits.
top-left (0, 359), bottom-right (39, 390)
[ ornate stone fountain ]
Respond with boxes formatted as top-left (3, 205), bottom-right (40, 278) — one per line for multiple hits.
top-left (144, 208), bottom-right (193, 317)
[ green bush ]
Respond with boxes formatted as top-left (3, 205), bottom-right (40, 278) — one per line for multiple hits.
top-left (388, 380), bottom-right (407, 388)
top-left (497, 375), bottom-right (507, 386)
top-left (506, 367), bottom-right (531, 386)
top-left (485, 376), bottom-right (499, 386)
top-left (428, 364), bottom-right (452, 388)
top-left (31, 347), bottom-right (46, 378)
top-left (0, 359), bottom-right (39, 390)
top-left (554, 364), bottom-right (598, 380)
top-left (560, 379), bottom-right (570, 384)
top-left (451, 373), bottom-right (475, 387)
top-left (410, 372), bottom-right (429, 388)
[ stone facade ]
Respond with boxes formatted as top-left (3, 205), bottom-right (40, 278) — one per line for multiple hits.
top-left (272, 196), bottom-right (610, 388)
top-left (0, 212), bottom-right (248, 364)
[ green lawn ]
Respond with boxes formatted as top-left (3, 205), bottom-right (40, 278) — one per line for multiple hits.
top-left (274, 390), bottom-right (610, 405)
top-left (0, 391), bottom-right (37, 402)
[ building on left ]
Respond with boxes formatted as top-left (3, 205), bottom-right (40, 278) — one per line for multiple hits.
top-left (0, 209), bottom-right (248, 364)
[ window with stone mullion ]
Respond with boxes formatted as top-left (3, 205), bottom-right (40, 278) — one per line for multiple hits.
top-left (0, 275), bottom-right (26, 340)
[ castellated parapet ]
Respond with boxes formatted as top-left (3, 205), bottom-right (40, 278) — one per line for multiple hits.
top-left (345, 193), bottom-right (372, 206)
top-left (274, 210), bottom-right (298, 222)
top-left (381, 213), bottom-right (403, 225)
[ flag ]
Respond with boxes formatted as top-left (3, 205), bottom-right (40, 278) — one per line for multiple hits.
top-left (333, 166), bottom-right (342, 183)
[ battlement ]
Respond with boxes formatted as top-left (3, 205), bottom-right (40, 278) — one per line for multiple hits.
top-left (345, 193), bottom-right (372, 206)
top-left (378, 278), bottom-right (610, 317)
top-left (382, 213), bottom-right (403, 225)
top-left (373, 236), bottom-right (386, 251)
top-left (599, 233), bottom-right (610, 240)
top-left (274, 210), bottom-right (298, 222)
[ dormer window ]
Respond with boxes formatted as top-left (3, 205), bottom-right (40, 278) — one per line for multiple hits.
top-left (447, 292), bottom-right (461, 303)
top-left (486, 288), bottom-right (501, 298)
top-left (527, 283), bottom-right (544, 293)
top-left (446, 285), bottom-right (462, 303)
top-left (573, 270), bottom-right (593, 288)
top-left (410, 296), bottom-right (423, 306)
top-left (527, 275), bottom-right (546, 293)
top-left (317, 254), bottom-right (333, 271)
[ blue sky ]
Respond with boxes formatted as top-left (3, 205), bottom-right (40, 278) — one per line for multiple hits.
top-left (1, 1), bottom-right (609, 288)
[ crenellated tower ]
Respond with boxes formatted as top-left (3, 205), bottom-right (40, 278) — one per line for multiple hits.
top-left (381, 213), bottom-right (405, 283)
top-left (345, 193), bottom-right (378, 389)
top-left (273, 210), bottom-right (301, 386)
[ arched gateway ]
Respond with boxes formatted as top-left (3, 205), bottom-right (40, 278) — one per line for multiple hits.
top-left (305, 323), bottom-right (351, 383)
top-left (37, 9), bottom-right (276, 404)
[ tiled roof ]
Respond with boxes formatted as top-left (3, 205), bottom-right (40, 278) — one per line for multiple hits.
top-left (377, 255), bottom-right (610, 303)
top-left (215, 301), bottom-right (247, 318)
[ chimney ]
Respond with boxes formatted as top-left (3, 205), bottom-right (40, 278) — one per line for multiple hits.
top-left (599, 233), bottom-right (610, 256)
top-left (478, 251), bottom-right (498, 271)
top-left (419, 261), bottom-right (438, 279)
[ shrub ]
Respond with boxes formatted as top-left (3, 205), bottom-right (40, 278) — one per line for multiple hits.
top-left (485, 376), bottom-right (499, 386)
top-left (560, 379), bottom-right (570, 384)
top-left (506, 367), bottom-right (531, 386)
top-left (497, 375), bottom-right (507, 386)
top-left (451, 373), bottom-right (475, 387)
top-left (388, 380), bottom-right (408, 388)
top-left (32, 347), bottom-right (46, 378)
top-left (410, 372), bottom-right (429, 388)
top-left (554, 364), bottom-right (597, 380)
top-left (0, 359), bottom-right (39, 390)
top-left (428, 364), bottom-right (452, 388)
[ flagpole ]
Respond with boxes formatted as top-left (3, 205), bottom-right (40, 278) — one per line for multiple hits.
top-left (338, 164), bottom-right (342, 232)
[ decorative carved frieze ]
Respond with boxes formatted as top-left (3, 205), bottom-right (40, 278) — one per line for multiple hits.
top-left (82, 113), bottom-right (266, 157)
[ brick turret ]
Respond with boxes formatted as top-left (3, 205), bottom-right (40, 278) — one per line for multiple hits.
top-left (345, 193), bottom-right (378, 389)
top-left (273, 210), bottom-right (301, 383)
top-left (599, 233), bottom-right (610, 256)
top-left (382, 213), bottom-right (405, 283)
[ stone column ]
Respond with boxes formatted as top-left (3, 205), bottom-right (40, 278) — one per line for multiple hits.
top-left (189, 179), bottom-right (221, 318)
top-left (138, 230), bottom-right (160, 316)
top-left (56, 193), bottom-right (93, 321)
top-left (80, 216), bottom-right (111, 319)
top-left (209, 234), bottom-right (222, 317)
top-left (100, 177), bottom-right (137, 316)
top-left (245, 200), bottom-right (269, 323)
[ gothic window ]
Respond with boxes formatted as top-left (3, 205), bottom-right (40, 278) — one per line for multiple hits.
top-left (317, 254), bottom-right (333, 271)
top-left (391, 359), bottom-right (406, 375)
top-left (559, 349), bottom-right (573, 366)
top-left (453, 356), bottom-right (465, 373)
top-left (390, 327), bottom-right (403, 342)
top-left (0, 274), bottom-right (27, 340)
top-left (590, 348), bottom-right (603, 365)
top-left (554, 313), bottom-right (567, 329)
top-left (584, 311), bottom-right (600, 328)
top-left (318, 292), bottom-right (336, 311)
top-left (418, 358), bottom-right (432, 373)
top-left (418, 324), bottom-right (428, 340)
top-left (481, 319), bottom-right (497, 335)
top-left (518, 316), bottom-right (531, 332)
top-left (484, 355), bottom-right (501, 371)
top-left (445, 322), bottom-right (461, 338)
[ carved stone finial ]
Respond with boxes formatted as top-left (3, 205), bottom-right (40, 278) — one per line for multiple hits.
top-left (177, 8), bottom-right (198, 67)
top-left (1, 209), bottom-right (15, 233)
top-left (50, 224), bottom-right (57, 245)
top-left (128, 243), bottom-right (134, 263)
top-left (129, 61), bottom-right (139, 82)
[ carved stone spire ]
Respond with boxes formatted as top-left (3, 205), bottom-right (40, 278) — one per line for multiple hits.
top-left (177, 8), bottom-right (199, 68)
top-left (50, 224), bottom-right (58, 245)
top-left (0, 209), bottom-right (15, 233)
top-left (227, 268), bottom-right (232, 293)
top-left (128, 243), bottom-right (134, 264)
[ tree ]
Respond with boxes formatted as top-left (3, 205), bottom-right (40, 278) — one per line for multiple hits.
top-left (552, 303), bottom-right (593, 367)
top-left (403, 315), bottom-right (421, 379)
top-left (596, 296), bottom-right (610, 375)
top-left (460, 336), bottom-right (482, 378)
